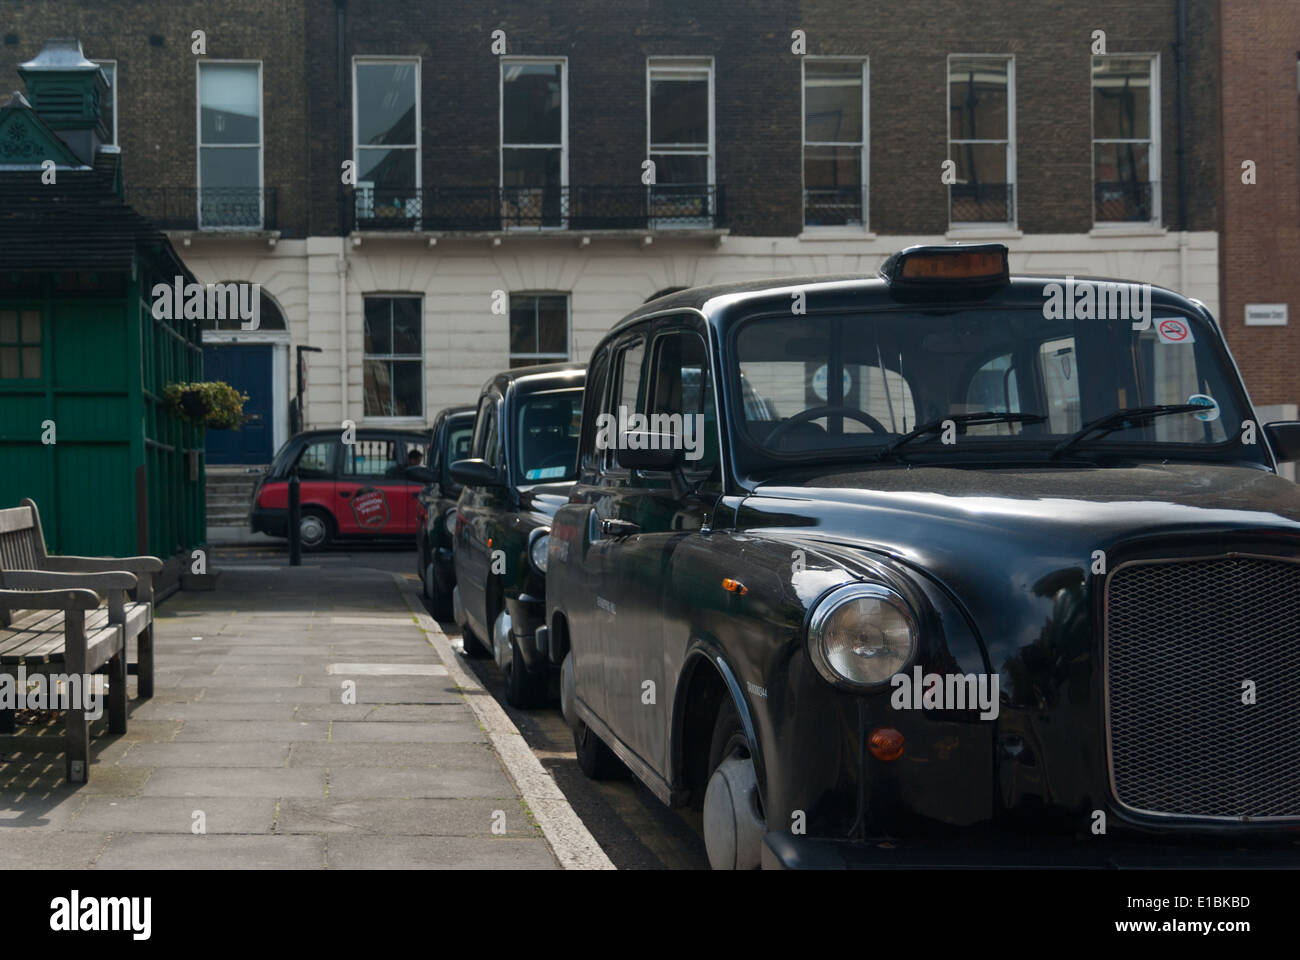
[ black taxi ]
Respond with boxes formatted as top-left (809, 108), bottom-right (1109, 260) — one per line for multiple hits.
top-left (416, 404), bottom-right (476, 620)
top-left (543, 243), bottom-right (1300, 869)
top-left (451, 362), bottom-right (584, 707)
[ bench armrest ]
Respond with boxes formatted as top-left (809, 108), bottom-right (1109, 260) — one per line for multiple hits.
top-left (44, 555), bottom-right (164, 575)
top-left (0, 587), bottom-right (100, 611)
top-left (3, 569), bottom-right (137, 591)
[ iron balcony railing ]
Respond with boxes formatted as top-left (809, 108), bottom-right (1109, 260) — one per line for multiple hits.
top-left (1095, 180), bottom-right (1156, 223)
top-left (950, 182), bottom-right (1015, 224)
top-left (349, 184), bottom-right (725, 232)
top-left (129, 187), bottom-right (278, 231)
top-left (803, 186), bottom-right (866, 228)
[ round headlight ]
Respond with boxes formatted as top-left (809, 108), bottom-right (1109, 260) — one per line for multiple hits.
top-left (443, 509), bottom-right (457, 536)
top-left (529, 532), bottom-right (550, 575)
top-left (808, 584), bottom-right (917, 689)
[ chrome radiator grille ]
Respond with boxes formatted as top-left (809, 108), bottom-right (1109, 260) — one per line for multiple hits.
top-left (1106, 555), bottom-right (1300, 820)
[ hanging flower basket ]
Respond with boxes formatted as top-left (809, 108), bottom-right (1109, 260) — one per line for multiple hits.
top-left (164, 381), bottom-right (248, 431)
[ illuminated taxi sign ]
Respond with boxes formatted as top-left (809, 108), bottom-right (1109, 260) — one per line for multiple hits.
top-left (881, 243), bottom-right (1010, 287)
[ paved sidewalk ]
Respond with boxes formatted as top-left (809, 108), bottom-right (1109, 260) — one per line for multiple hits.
top-left (0, 557), bottom-right (591, 869)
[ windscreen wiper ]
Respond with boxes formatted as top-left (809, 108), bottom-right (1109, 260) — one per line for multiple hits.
top-left (875, 411), bottom-right (1048, 461)
top-left (1050, 403), bottom-right (1205, 460)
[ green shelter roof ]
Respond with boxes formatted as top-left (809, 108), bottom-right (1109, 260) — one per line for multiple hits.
top-left (0, 91), bottom-right (193, 277)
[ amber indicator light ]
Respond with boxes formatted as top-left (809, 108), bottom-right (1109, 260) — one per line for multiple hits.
top-left (868, 727), bottom-right (905, 761)
top-left (721, 578), bottom-right (748, 595)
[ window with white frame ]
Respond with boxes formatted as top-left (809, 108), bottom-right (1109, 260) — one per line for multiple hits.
top-left (501, 59), bottom-right (566, 227)
top-left (363, 296), bottom-right (423, 418)
top-left (354, 58), bottom-right (420, 222)
top-left (647, 58), bottom-right (715, 224)
top-left (197, 62), bottom-right (262, 229)
top-left (1092, 55), bottom-right (1159, 223)
top-left (948, 55), bottom-right (1015, 225)
top-left (92, 59), bottom-right (116, 146)
top-left (803, 58), bottom-right (867, 228)
top-left (509, 294), bottom-right (570, 368)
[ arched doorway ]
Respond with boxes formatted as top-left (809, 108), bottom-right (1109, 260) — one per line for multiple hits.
top-left (201, 286), bottom-right (289, 465)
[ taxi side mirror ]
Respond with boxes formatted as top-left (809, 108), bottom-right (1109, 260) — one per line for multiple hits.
top-left (450, 458), bottom-right (505, 488)
top-left (1264, 421), bottom-right (1300, 462)
top-left (616, 433), bottom-right (684, 471)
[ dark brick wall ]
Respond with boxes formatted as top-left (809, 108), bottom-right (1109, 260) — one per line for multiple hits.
top-left (4, 0), bottom-right (1219, 239)
top-left (305, 0), bottom-right (1218, 237)
top-left (0, 0), bottom-right (310, 237)
top-left (1218, 0), bottom-right (1299, 407)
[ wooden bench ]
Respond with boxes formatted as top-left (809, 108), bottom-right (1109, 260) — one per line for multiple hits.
top-left (0, 499), bottom-right (163, 782)
top-left (0, 585), bottom-right (128, 782)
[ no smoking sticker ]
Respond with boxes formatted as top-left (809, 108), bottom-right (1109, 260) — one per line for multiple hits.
top-left (1154, 317), bottom-right (1195, 344)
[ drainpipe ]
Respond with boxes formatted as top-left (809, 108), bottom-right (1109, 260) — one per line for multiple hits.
top-left (336, 0), bottom-right (349, 427)
top-left (1175, 0), bottom-right (1189, 294)
top-left (339, 251), bottom-right (348, 428)
top-left (337, 0), bottom-right (348, 235)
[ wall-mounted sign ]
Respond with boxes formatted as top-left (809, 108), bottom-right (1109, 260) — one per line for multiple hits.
top-left (1245, 303), bottom-right (1288, 326)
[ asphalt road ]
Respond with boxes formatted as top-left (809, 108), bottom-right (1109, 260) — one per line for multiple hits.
top-left (212, 543), bottom-right (709, 869)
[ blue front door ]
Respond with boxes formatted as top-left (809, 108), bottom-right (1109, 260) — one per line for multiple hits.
top-left (203, 343), bottom-right (275, 464)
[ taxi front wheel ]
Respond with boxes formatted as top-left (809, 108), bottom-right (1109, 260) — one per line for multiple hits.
top-left (703, 699), bottom-right (765, 870)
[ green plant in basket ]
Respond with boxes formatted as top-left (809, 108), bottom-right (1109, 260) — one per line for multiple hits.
top-left (163, 381), bottom-right (248, 430)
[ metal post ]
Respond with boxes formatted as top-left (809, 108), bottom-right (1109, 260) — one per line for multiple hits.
top-left (288, 468), bottom-right (302, 566)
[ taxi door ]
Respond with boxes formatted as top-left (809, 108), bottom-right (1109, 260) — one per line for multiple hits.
top-left (335, 434), bottom-right (409, 536)
top-left (597, 320), bottom-right (722, 775)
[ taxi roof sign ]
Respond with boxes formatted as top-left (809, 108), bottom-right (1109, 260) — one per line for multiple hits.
top-left (880, 243), bottom-right (1010, 287)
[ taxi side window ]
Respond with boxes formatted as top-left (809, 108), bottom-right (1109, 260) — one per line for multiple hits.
top-left (604, 338), bottom-right (646, 473)
top-left (649, 329), bottom-right (719, 480)
top-left (475, 397), bottom-right (502, 470)
top-left (579, 348), bottom-right (610, 476)
top-left (295, 440), bottom-right (336, 479)
top-left (343, 437), bottom-right (399, 478)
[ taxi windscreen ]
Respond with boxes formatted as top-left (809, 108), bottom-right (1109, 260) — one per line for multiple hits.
top-left (733, 307), bottom-right (1253, 461)
top-left (516, 389), bottom-right (582, 482)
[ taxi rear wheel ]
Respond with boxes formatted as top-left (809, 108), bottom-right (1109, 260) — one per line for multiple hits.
top-left (503, 634), bottom-right (547, 709)
top-left (703, 699), bottom-right (765, 870)
top-left (423, 560), bottom-right (453, 621)
top-left (460, 624), bottom-right (491, 659)
top-left (298, 510), bottom-right (332, 552)
top-left (574, 721), bottom-right (622, 780)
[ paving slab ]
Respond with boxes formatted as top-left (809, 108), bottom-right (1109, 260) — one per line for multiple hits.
top-left (276, 797), bottom-right (536, 836)
top-left (96, 834), bottom-right (326, 869)
top-left (69, 797), bottom-right (276, 834)
top-left (326, 834), bottom-right (557, 869)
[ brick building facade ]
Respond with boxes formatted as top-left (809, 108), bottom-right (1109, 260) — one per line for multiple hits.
top-left (1218, 1), bottom-right (1299, 430)
top-left (0, 0), bottom-right (1241, 464)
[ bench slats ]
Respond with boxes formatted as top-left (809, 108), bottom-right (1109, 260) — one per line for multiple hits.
top-left (1, 605), bottom-right (148, 662)
top-left (0, 624), bottom-right (119, 666)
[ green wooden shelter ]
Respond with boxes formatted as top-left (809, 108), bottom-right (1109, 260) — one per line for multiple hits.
top-left (0, 38), bottom-right (205, 565)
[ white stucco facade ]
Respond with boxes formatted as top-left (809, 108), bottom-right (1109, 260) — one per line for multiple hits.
top-left (177, 229), bottom-right (1220, 443)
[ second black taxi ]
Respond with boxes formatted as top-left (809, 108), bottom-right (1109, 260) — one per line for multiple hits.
top-left (451, 362), bottom-right (585, 707)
